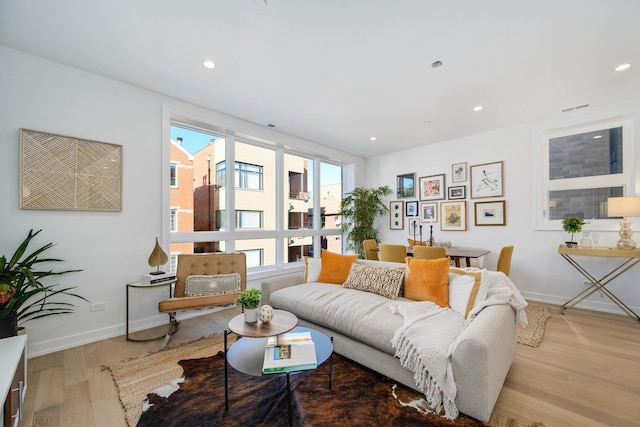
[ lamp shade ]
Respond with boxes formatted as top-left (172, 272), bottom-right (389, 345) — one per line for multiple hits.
top-left (608, 196), bottom-right (640, 217)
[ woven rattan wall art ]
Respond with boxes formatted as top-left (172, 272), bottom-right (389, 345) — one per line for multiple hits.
top-left (20, 129), bottom-right (122, 211)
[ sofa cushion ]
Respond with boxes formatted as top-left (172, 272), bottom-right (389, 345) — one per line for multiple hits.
top-left (449, 268), bottom-right (487, 317)
top-left (316, 249), bottom-right (358, 284)
top-left (404, 257), bottom-right (450, 307)
top-left (304, 256), bottom-right (322, 283)
top-left (270, 283), bottom-right (405, 355)
top-left (342, 263), bottom-right (404, 299)
top-left (184, 273), bottom-right (241, 297)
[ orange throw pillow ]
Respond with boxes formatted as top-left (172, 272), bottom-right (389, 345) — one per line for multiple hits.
top-left (316, 249), bottom-right (358, 284)
top-left (404, 257), bottom-right (450, 307)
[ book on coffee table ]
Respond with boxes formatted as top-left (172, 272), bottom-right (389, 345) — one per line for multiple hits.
top-left (262, 334), bottom-right (317, 374)
top-left (265, 331), bottom-right (312, 347)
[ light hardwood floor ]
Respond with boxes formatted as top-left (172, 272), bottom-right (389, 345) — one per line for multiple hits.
top-left (18, 303), bottom-right (640, 427)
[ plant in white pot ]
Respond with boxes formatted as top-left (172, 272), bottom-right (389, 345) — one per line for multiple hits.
top-left (234, 288), bottom-right (262, 323)
top-left (562, 217), bottom-right (585, 248)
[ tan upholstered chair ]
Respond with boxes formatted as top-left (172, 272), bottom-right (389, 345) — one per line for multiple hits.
top-left (378, 244), bottom-right (407, 263)
top-left (362, 239), bottom-right (379, 260)
top-left (158, 252), bottom-right (246, 349)
top-left (412, 246), bottom-right (447, 260)
top-left (496, 245), bottom-right (514, 276)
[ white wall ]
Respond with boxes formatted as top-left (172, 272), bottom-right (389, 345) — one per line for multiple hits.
top-left (0, 46), bottom-right (365, 357)
top-left (366, 99), bottom-right (640, 317)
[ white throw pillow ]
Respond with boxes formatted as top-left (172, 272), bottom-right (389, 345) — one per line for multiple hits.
top-left (448, 268), bottom-right (488, 317)
top-left (304, 256), bottom-right (322, 283)
top-left (184, 273), bottom-right (241, 297)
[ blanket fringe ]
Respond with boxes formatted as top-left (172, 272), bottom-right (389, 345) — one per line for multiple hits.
top-left (391, 333), bottom-right (459, 420)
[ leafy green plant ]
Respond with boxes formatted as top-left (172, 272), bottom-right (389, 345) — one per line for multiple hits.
top-left (338, 185), bottom-right (393, 258)
top-left (0, 229), bottom-right (86, 324)
top-left (234, 288), bottom-right (262, 309)
top-left (562, 217), bottom-right (585, 243)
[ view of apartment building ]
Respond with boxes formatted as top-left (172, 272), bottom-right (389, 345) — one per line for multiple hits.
top-left (169, 127), bottom-right (342, 269)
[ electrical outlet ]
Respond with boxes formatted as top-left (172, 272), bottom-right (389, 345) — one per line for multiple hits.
top-left (90, 302), bottom-right (107, 312)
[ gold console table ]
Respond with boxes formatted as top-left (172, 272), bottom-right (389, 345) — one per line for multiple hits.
top-left (557, 245), bottom-right (640, 321)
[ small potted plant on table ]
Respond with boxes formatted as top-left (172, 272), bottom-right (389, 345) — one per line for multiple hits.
top-left (562, 217), bottom-right (585, 248)
top-left (234, 288), bottom-right (262, 323)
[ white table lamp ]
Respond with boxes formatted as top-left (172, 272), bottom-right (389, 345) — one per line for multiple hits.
top-left (607, 196), bottom-right (640, 250)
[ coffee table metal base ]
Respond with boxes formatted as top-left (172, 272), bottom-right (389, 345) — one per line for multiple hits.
top-left (224, 327), bottom-right (333, 426)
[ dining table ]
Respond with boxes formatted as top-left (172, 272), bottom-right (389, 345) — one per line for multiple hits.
top-left (407, 246), bottom-right (490, 267)
top-left (374, 246), bottom-right (490, 267)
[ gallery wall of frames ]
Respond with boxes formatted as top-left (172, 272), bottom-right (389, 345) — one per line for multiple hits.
top-left (390, 161), bottom-right (506, 238)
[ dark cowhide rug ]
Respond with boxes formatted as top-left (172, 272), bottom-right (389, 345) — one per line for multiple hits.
top-left (137, 351), bottom-right (487, 427)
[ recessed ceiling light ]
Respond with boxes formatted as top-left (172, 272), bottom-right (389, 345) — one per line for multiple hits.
top-left (370, 137), bottom-right (377, 141)
top-left (614, 63), bottom-right (631, 72)
top-left (473, 105), bottom-right (483, 112)
top-left (203, 60), bottom-right (216, 69)
top-left (593, 135), bottom-right (603, 139)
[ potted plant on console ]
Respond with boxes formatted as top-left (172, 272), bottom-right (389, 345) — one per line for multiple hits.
top-left (0, 229), bottom-right (87, 339)
top-left (234, 288), bottom-right (262, 323)
top-left (562, 217), bottom-right (585, 248)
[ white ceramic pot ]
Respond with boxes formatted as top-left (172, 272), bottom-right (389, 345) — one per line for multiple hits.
top-left (244, 307), bottom-right (258, 323)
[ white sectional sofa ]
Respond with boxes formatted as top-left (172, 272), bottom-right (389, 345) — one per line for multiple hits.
top-left (261, 259), bottom-right (522, 422)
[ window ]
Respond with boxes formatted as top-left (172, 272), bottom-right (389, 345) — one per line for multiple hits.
top-left (170, 209), bottom-right (177, 232)
top-left (538, 117), bottom-right (633, 228)
top-left (217, 161), bottom-right (264, 190)
top-left (238, 248), bottom-right (264, 268)
top-left (168, 120), bottom-right (345, 270)
top-left (236, 162), bottom-right (263, 190)
top-left (170, 163), bottom-right (178, 188)
top-left (236, 210), bottom-right (263, 229)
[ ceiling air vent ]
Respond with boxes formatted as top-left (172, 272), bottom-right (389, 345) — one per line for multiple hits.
top-left (562, 103), bottom-right (590, 113)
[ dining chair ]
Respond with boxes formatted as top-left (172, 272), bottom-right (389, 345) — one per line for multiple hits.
top-left (496, 245), bottom-right (514, 276)
top-left (378, 244), bottom-right (407, 263)
top-left (362, 239), bottom-right (379, 260)
top-left (412, 246), bottom-right (446, 260)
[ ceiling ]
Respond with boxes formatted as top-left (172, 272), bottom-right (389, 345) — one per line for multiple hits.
top-left (1, 0), bottom-right (639, 158)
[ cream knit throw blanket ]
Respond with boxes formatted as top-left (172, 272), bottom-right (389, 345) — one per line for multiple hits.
top-left (389, 269), bottom-right (528, 420)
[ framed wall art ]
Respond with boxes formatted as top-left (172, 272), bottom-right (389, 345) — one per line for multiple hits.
top-left (452, 162), bottom-right (467, 183)
top-left (448, 185), bottom-right (466, 200)
top-left (418, 174), bottom-right (445, 201)
top-left (474, 200), bottom-right (506, 226)
top-left (396, 173), bottom-right (416, 198)
top-left (405, 200), bottom-right (418, 217)
top-left (420, 202), bottom-right (438, 223)
top-left (470, 161), bottom-right (503, 198)
top-left (20, 129), bottom-right (122, 211)
top-left (407, 217), bottom-right (420, 237)
top-left (389, 201), bottom-right (404, 230)
top-left (440, 201), bottom-right (467, 231)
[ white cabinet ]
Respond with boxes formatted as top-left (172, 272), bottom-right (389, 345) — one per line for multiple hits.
top-left (1, 335), bottom-right (27, 427)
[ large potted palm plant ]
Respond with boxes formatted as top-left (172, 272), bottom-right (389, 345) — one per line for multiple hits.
top-left (338, 185), bottom-right (392, 258)
top-left (0, 229), bottom-right (86, 338)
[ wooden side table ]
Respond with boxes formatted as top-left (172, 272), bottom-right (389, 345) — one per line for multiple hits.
top-left (125, 279), bottom-right (177, 342)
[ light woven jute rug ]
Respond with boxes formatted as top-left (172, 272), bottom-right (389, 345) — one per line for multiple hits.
top-left (517, 304), bottom-right (551, 348)
top-left (108, 333), bottom-right (235, 427)
top-left (108, 313), bottom-right (549, 427)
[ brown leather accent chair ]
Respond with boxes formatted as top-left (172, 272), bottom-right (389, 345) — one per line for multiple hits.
top-left (157, 252), bottom-right (246, 349)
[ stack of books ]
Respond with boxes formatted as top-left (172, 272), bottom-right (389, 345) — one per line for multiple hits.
top-left (141, 272), bottom-right (176, 284)
top-left (262, 331), bottom-right (317, 374)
